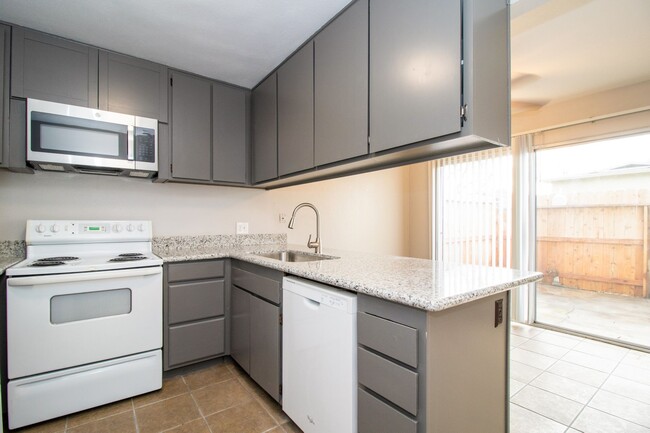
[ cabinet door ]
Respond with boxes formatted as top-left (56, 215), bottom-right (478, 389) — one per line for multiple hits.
top-left (252, 74), bottom-right (277, 183)
top-left (170, 71), bottom-right (211, 181)
top-left (230, 286), bottom-right (251, 373)
top-left (315, 0), bottom-right (368, 166)
top-left (278, 42), bottom-right (314, 176)
top-left (369, 0), bottom-right (461, 153)
top-left (98, 51), bottom-right (168, 121)
top-left (213, 83), bottom-right (248, 183)
top-left (250, 295), bottom-right (281, 402)
top-left (0, 24), bottom-right (9, 166)
top-left (11, 28), bottom-right (98, 107)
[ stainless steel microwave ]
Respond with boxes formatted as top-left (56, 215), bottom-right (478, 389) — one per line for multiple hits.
top-left (27, 99), bottom-right (158, 178)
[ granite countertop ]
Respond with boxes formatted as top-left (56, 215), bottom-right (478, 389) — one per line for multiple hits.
top-left (0, 256), bottom-right (23, 274)
top-left (155, 241), bottom-right (542, 312)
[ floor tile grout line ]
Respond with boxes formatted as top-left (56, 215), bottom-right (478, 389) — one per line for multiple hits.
top-left (130, 398), bottom-right (140, 433)
top-left (510, 401), bottom-right (570, 429)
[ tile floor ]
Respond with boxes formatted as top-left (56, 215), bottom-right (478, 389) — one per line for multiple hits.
top-left (12, 324), bottom-right (650, 433)
top-left (510, 322), bottom-right (650, 433)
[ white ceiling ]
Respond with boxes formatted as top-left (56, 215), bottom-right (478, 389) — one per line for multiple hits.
top-left (0, 0), bottom-right (353, 88)
top-left (511, 0), bottom-right (650, 110)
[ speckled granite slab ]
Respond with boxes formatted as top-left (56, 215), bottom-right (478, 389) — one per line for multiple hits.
top-left (0, 241), bottom-right (26, 273)
top-left (153, 234), bottom-right (287, 262)
top-left (158, 242), bottom-right (543, 312)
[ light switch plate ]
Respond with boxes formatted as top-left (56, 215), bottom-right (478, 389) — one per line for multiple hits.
top-left (236, 222), bottom-right (249, 234)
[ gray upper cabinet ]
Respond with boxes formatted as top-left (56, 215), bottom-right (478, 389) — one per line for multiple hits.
top-left (314, 0), bottom-right (368, 166)
top-left (11, 28), bottom-right (98, 107)
top-left (369, 0), bottom-right (461, 153)
top-left (213, 83), bottom-right (248, 184)
top-left (98, 51), bottom-right (168, 122)
top-left (277, 42), bottom-right (314, 176)
top-left (252, 73), bottom-right (278, 183)
top-left (170, 70), bottom-right (212, 181)
top-left (0, 24), bottom-right (10, 166)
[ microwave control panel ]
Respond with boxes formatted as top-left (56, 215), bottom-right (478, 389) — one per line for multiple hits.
top-left (135, 127), bottom-right (156, 162)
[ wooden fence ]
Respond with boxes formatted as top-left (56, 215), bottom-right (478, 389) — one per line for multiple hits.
top-left (537, 205), bottom-right (649, 298)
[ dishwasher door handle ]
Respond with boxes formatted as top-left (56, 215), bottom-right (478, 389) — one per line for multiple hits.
top-left (304, 297), bottom-right (321, 309)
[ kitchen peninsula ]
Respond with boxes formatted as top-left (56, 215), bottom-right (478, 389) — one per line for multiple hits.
top-left (154, 234), bottom-right (542, 433)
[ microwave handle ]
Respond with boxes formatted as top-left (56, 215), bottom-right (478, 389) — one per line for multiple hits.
top-left (127, 124), bottom-right (135, 160)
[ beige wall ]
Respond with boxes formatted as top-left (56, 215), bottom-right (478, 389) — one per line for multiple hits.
top-left (512, 80), bottom-right (650, 135)
top-left (406, 162), bottom-right (432, 259)
top-left (0, 166), bottom-right (411, 256)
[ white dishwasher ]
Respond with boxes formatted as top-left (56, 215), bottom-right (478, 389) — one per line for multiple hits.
top-left (282, 276), bottom-right (357, 433)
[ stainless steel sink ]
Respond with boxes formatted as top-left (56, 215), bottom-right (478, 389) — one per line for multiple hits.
top-left (254, 250), bottom-right (337, 263)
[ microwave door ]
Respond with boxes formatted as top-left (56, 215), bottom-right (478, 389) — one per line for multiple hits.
top-left (27, 99), bottom-right (136, 170)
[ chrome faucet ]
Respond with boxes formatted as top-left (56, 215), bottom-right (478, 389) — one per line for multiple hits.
top-left (288, 203), bottom-right (321, 254)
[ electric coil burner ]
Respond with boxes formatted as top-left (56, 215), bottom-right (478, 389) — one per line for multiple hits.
top-left (5, 220), bottom-right (163, 429)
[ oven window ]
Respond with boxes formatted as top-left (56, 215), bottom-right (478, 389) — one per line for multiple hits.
top-left (50, 289), bottom-right (132, 324)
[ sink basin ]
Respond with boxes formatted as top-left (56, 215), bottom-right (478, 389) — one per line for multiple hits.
top-left (254, 250), bottom-right (337, 263)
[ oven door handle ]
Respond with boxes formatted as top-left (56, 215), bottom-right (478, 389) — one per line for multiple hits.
top-left (8, 266), bottom-right (162, 287)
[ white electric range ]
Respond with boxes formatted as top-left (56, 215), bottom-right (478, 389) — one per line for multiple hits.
top-left (5, 220), bottom-right (163, 429)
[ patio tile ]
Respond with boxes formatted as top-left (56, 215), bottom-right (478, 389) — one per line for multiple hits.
top-left (510, 360), bottom-right (544, 384)
top-left (510, 379), bottom-right (526, 397)
top-left (588, 390), bottom-right (650, 428)
top-left (511, 385), bottom-right (583, 426)
top-left (511, 323), bottom-right (545, 338)
top-left (612, 362), bottom-right (650, 387)
top-left (602, 375), bottom-right (650, 405)
top-left (532, 330), bottom-right (583, 349)
top-left (572, 407), bottom-right (650, 433)
top-left (511, 348), bottom-right (557, 370)
top-left (530, 371), bottom-right (598, 404)
top-left (509, 403), bottom-right (567, 433)
top-left (518, 339), bottom-right (570, 359)
top-left (572, 339), bottom-right (629, 362)
top-left (547, 360), bottom-right (608, 387)
top-left (561, 350), bottom-right (618, 373)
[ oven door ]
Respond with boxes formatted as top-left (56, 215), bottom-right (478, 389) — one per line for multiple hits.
top-left (6, 266), bottom-right (162, 379)
top-left (27, 98), bottom-right (136, 170)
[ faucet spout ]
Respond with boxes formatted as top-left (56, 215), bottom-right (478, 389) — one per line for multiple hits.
top-left (288, 203), bottom-right (321, 254)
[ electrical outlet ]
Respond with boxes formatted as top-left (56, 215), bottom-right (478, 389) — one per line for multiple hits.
top-left (236, 222), bottom-right (249, 234)
top-left (279, 213), bottom-right (287, 223)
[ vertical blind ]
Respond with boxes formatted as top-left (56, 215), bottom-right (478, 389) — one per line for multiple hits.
top-left (435, 147), bottom-right (513, 267)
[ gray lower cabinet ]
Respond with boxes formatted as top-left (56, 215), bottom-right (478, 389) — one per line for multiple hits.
top-left (314, 0), bottom-right (368, 166)
top-left (168, 69), bottom-right (249, 184)
top-left (11, 27), bottom-right (98, 108)
top-left (277, 42), bottom-right (314, 176)
top-left (369, 0), bottom-right (461, 153)
top-left (230, 261), bottom-right (283, 402)
top-left (0, 24), bottom-right (10, 166)
top-left (164, 260), bottom-right (227, 370)
top-left (252, 73), bottom-right (278, 183)
top-left (357, 292), bottom-right (509, 433)
top-left (98, 51), bottom-right (168, 122)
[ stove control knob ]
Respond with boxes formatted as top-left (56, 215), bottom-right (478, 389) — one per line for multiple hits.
top-left (50, 224), bottom-right (60, 233)
top-left (126, 224), bottom-right (135, 232)
top-left (137, 224), bottom-right (146, 232)
top-left (35, 224), bottom-right (46, 233)
top-left (113, 224), bottom-right (123, 233)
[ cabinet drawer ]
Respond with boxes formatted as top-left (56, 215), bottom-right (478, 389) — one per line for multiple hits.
top-left (358, 347), bottom-right (418, 416)
top-left (358, 387), bottom-right (417, 433)
top-left (232, 267), bottom-right (281, 304)
top-left (167, 260), bottom-right (224, 282)
top-left (168, 317), bottom-right (225, 367)
top-left (358, 312), bottom-right (418, 367)
top-left (168, 280), bottom-right (224, 325)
